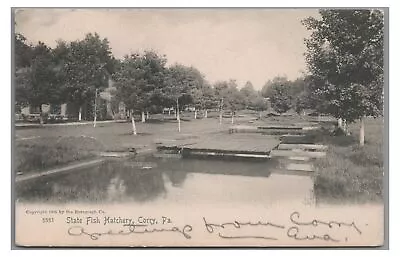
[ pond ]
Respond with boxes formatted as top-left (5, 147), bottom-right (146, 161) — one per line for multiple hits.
top-left (15, 156), bottom-right (315, 207)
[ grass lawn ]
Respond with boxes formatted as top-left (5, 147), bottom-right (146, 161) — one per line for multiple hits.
top-left (14, 113), bottom-right (236, 174)
top-left (313, 117), bottom-right (384, 204)
top-left (15, 136), bottom-right (99, 174)
top-left (14, 112), bottom-right (385, 204)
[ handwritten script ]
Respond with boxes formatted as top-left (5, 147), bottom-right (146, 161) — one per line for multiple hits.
top-left (67, 211), bottom-right (364, 243)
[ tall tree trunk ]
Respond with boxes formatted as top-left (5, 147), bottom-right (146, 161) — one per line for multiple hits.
top-left (338, 118), bottom-right (343, 129)
top-left (219, 98), bottom-right (224, 125)
top-left (39, 105), bottom-right (44, 126)
top-left (169, 109), bottom-right (171, 116)
top-left (360, 116), bottom-right (365, 146)
top-left (93, 89), bottom-right (97, 128)
top-left (205, 109), bottom-right (208, 118)
top-left (259, 111), bottom-right (262, 120)
top-left (146, 111), bottom-right (149, 120)
top-left (194, 109), bottom-right (197, 120)
top-left (231, 112), bottom-right (234, 124)
top-left (343, 119), bottom-right (349, 135)
top-left (131, 110), bottom-right (137, 135)
top-left (176, 98), bottom-right (181, 132)
top-left (78, 106), bottom-right (82, 121)
top-left (141, 111), bottom-right (146, 123)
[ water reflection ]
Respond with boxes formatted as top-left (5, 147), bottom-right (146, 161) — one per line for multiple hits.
top-left (16, 160), bottom-right (166, 203)
top-left (15, 156), bottom-right (312, 205)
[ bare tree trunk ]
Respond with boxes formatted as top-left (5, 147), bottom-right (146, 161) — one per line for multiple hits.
top-left (231, 112), bottom-right (234, 124)
top-left (219, 98), bottom-right (224, 125)
top-left (141, 111), bottom-right (145, 123)
top-left (343, 119), bottom-right (349, 135)
top-left (131, 110), bottom-right (137, 135)
top-left (39, 105), bottom-right (44, 126)
top-left (168, 109), bottom-right (171, 116)
top-left (194, 109), bottom-right (197, 120)
top-left (146, 111), bottom-right (149, 120)
top-left (78, 106), bottom-right (82, 121)
top-left (176, 99), bottom-right (181, 132)
top-left (205, 109), bottom-right (208, 118)
top-left (93, 89), bottom-right (98, 128)
top-left (338, 118), bottom-right (343, 130)
top-left (259, 111), bottom-right (262, 120)
top-left (360, 116), bottom-right (365, 146)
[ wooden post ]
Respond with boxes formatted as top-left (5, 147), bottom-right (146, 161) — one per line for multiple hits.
top-left (360, 116), bottom-right (365, 146)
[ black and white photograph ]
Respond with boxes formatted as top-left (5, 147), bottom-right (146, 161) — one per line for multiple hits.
top-left (12, 8), bottom-right (386, 247)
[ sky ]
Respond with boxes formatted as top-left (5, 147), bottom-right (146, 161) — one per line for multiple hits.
top-left (15, 8), bottom-right (319, 90)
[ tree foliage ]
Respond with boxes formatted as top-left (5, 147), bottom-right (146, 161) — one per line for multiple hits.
top-left (61, 33), bottom-right (116, 108)
top-left (15, 39), bottom-right (62, 109)
top-left (303, 9), bottom-right (384, 122)
top-left (262, 76), bottom-right (293, 114)
top-left (112, 51), bottom-right (167, 113)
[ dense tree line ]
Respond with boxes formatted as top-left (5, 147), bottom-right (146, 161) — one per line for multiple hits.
top-left (15, 9), bottom-right (384, 144)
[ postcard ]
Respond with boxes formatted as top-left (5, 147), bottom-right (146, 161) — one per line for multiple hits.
top-left (13, 8), bottom-right (386, 247)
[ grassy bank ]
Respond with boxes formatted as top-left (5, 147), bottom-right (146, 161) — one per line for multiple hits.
top-left (314, 117), bottom-right (384, 204)
top-left (15, 136), bottom-right (102, 174)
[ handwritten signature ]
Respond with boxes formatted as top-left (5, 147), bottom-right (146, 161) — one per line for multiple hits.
top-left (67, 211), bottom-right (363, 243)
top-left (203, 211), bottom-right (363, 242)
top-left (68, 223), bottom-right (192, 240)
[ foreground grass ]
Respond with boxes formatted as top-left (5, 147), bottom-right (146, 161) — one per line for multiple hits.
top-left (15, 136), bottom-right (102, 174)
top-left (314, 117), bottom-right (384, 204)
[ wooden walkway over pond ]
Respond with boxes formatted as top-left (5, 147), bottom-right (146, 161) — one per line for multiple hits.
top-left (156, 133), bottom-right (281, 158)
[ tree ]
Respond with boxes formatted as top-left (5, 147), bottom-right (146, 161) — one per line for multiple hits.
top-left (240, 81), bottom-right (258, 109)
top-left (15, 40), bottom-right (62, 124)
top-left (249, 94), bottom-right (268, 119)
top-left (61, 33), bottom-right (115, 121)
top-left (194, 83), bottom-right (217, 118)
top-left (164, 64), bottom-right (202, 131)
top-left (213, 81), bottom-right (229, 125)
top-left (303, 9), bottom-right (384, 145)
top-left (113, 52), bottom-right (167, 135)
top-left (262, 76), bottom-right (293, 114)
top-left (132, 51), bottom-right (168, 122)
top-left (214, 80), bottom-right (245, 124)
top-left (15, 33), bottom-right (33, 69)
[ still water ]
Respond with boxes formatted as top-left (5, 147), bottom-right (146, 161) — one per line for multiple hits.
top-left (15, 156), bottom-right (315, 206)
